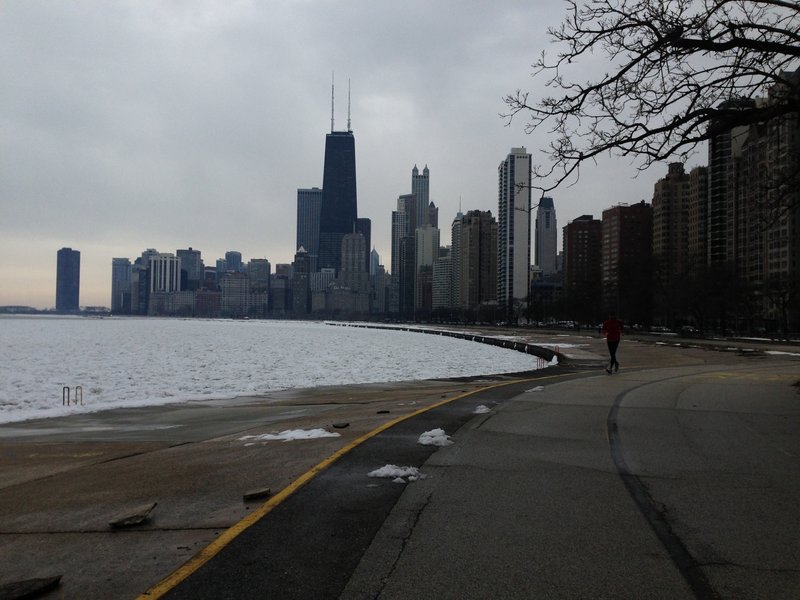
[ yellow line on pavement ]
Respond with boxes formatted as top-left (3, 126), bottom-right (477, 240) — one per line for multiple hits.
top-left (138, 375), bottom-right (558, 599)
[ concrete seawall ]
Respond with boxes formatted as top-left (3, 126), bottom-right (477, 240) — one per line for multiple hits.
top-left (327, 322), bottom-right (563, 364)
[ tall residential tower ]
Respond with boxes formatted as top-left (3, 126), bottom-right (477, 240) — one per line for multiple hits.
top-left (56, 247), bottom-right (80, 312)
top-left (497, 147), bottom-right (532, 316)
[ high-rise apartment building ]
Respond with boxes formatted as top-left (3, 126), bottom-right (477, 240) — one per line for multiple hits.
top-left (56, 247), bottom-right (80, 312)
top-left (296, 187), bottom-right (322, 273)
top-left (432, 254), bottom-right (453, 310)
top-left (651, 163), bottom-right (708, 322)
top-left (714, 72), bottom-right (800, 331)
top-left (652, 163), bottom-right (689, 281)
top-left (708, 99), bottom-right (756, 267)
top-left (412, 165), bottom-right (430, 228)
top-left (497, 147), bottom-right (532, 315)
top-left (458, 210), bottom-right (498, 310)
top-left (450, 211), bottom-right (464, 309)
top-left (601, 202), bottom-right (653, 324)
top-left (535, 196), bottom-right (558, 274)
top-left (563, 215), bottom-right (602, 322)
top-left (111, 257), bottom-right (132, 314)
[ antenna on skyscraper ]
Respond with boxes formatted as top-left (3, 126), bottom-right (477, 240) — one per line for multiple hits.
top-left (347, 79), bottom-right (351, 132)
top-left (331, 71), bottom-right (335, 133)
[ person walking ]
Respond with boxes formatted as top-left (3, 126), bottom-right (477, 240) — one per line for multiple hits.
top-left (601, 313), bottom-right (624, 374)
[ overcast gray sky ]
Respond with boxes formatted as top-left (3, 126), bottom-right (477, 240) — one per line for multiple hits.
top-left (0, 0), bottom-right (683, 308)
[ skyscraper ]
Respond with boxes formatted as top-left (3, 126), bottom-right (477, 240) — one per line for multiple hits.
top-left (111, 257), bottom-right (132, 314)
top-left (450, 210), bottom-right (464, 309)
top-left (225, 251), bottom-right (243, 273)
top-left (296, 187), bottom-right (322, 273)
top-left (497, 147), bottom-right (532, 315)
top-left (412, 165), bottom-right (430, 228)
top-left (177, 248), bottom-right (203, 291)
top-left (391, 194), bottom-right (416, 275)
top-left (318, 125), bottom-right (358, 273)
top-left (56, 247), bottom-right (80, 312)
top-left (149, 253), bottom-right (181, 294)
top-left (535, 196), bottom-right (557, 274)
top-left (415, 224), bottom-right (440, 312)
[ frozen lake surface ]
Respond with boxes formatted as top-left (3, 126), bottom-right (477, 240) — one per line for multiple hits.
top-left (0, 316), bottom-right (542, 424)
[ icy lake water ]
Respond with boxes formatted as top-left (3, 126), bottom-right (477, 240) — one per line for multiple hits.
top-left (0, 316), bottom-right (541, 424)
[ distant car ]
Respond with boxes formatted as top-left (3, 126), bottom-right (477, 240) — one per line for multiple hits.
top-left (650, 326), bottom-right (674, 334)
top-left (679, 325), bottom-right (700, 338)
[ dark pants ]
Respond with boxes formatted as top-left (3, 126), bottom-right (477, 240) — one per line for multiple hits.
top-left (607, 340), bottom-right (620, 368)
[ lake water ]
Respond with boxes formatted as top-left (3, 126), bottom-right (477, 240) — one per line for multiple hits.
top-left (0, 316), bottom-right (540, 424)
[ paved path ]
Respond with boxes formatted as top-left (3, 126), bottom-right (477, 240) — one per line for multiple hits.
top-left (1, 331), bottom-right (798, 599)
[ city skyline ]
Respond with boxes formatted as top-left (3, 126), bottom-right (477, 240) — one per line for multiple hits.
top-left (1, 2), bottom-right (686, 308)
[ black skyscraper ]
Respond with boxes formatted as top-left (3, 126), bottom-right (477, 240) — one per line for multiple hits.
top-left (318, 130), bottom-right (358, 273)
top-left (56, 247), bottom-right (80, 312)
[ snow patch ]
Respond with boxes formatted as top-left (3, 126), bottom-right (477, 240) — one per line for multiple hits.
top-left (239, 428), bottom-right (340, 442)
top-left (418, 428), bottom-right (453, 447)
top-left (368, 464), bottom-right (425, 484)
top-left (473, 405), bottom-right (491, 414)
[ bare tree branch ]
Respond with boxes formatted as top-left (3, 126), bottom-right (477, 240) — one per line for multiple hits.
top-left (502, 0), bottom-right (800, 194)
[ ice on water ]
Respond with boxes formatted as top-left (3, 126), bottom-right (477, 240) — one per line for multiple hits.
top-left (0, 317), bottom-right (543, 424)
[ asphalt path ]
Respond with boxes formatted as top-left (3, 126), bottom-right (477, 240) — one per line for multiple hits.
top-left (144, 354), bottom-right (800, 599)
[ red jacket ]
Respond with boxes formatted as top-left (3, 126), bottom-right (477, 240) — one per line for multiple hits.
top-left (602, 318), bottom-right (624, 342)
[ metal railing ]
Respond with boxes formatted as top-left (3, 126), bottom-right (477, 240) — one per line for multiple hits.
top-left (62, 385), bottom-right (84, 406)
